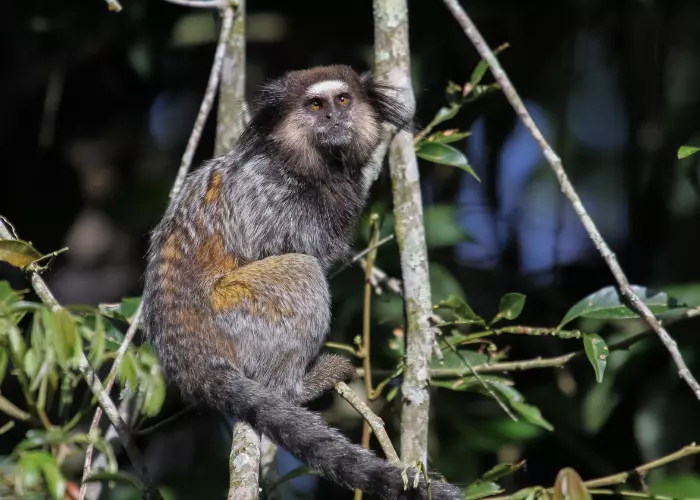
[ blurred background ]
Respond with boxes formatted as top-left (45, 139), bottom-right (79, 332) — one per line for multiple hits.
top-left (2, 0), bottom-right (700, 498)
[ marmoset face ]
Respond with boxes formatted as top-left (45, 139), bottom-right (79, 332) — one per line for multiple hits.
top-left (269, 67), bottom-right (383, 168)
top-left (301, 79), bottom-right (360, 149)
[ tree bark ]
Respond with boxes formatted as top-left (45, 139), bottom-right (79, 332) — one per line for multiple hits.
top-left (373, 0), bottom-right (434, 467)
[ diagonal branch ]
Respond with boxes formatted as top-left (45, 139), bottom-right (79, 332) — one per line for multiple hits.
top-left (441, 0), bottom-right (700, 401)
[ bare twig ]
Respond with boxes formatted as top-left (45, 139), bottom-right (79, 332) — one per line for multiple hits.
top-left (354, 215), bottom-right (382, 500)
top-left (0, 222), bottom-right (162, 500)
top-left (172, 5), bottom-right (236, 198)
top-left (374, 0), bottom-right (434, 466)
top-left (163, 0), bottom-right (226, 8)
top-left (335, 382), bottom-right (400, 464)
top-left (442, 0), bottom-right (700, 401)
top-left (103, 0), bottom-right (123, 12)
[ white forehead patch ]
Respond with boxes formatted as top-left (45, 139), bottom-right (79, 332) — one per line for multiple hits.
top-left (305, 80), bottom-right (348, 97)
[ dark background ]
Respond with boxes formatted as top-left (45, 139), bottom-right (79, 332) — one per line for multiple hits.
top-left (2, 0), bottom-right (700, 498)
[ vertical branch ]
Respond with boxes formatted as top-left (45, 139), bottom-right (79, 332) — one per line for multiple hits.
top-left (373, 0), bottom-right (434, 466)
top-left (354, 214), bottom-right (381, 500)
top-left (215, 0), bottom-right (248, 156)
top-left (212, 2), bottom-right (261, 498)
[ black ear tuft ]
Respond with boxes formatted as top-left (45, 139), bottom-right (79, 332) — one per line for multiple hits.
top-left (360, 71), bottom-right (416, 134)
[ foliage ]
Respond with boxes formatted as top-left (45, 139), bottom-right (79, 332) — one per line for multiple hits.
top-left (0, 277), bottom-right (164, 499)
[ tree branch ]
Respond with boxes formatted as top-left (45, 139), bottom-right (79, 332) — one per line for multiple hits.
top-left (441, 0), bottom-right (700, 401)
top-left (335, 382), bottom-right (400, 464)
top-left (163, 0), bottom-right (226, 8)
top-left (374, 0), bottom-right (435, 466)
top-left (102, 0), bottom-right (123, 12)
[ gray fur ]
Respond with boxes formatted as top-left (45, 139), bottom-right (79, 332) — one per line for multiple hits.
top-left (142, 65), bottom-right (462, 500)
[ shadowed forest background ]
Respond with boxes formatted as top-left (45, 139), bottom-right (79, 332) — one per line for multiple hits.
top-left (2, 0), bottom-right (700, 499)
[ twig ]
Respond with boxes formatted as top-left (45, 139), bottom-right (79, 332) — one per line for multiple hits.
top-left (102, 0), bottom-right (123, 12)
top-left (487, 443), bottom-right (700, 500)
top-left (0, 221), bottom-right (162, 500)
top-left (441, 0), bottom-right (700, 402)
top-left (335, 382), bottom-right (400, 464)
top-left (172, 5), bottom-right (236, 199)
top-left (375, 0), bottom-right (434, 466)
top-left (328, 234), bottom-right (395, 280)
top-left (585, 443), bottom-right (700, 488)
top-left (431, 305), bottom-right (700, 378)
top-left (133, 406), bottom-right (195, 437)
top-left (355, 215), bottom-right (382, 500)
top-left (163, 0), bottom-right (226, 7)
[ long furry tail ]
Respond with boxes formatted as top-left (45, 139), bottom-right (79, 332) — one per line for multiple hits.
top-left (192, 358), bottom-right (463, 500)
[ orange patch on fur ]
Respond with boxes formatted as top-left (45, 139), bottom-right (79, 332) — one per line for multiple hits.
top-left (210, 255), bottom-right (301, 317)
top-left (160, 233), bottom-right (183, 293)
top-left (204, 171), bottom-right (223, 205)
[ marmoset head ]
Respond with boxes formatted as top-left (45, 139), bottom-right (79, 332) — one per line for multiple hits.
top-left (238, 65), bottom-right (414, 178)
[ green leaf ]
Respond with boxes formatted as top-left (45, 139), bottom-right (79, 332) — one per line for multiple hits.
top-left (424, 205), bottom-right (475, 248)
top-left (99, 297), bottom-right (142, 325)
top-left (488, 382), bottom-right (554, 431)
top-left (23, 347), bottom-right (41, 381)
top-left (268, 466), bottom-right (320, 492)
top-left (84, 470), bottom-right (145, 490)
top-left (0, 240), bottom-right (43, 269)
top-left (582, 333), bottom-right (609, 383)
top-left (137, 347), bottom-right (167, 417)
top-left (492, 293), bottom-right (526, 323)
top-left (480, 461), bottom-right (526, 482)
top-left (552, 468), bottom-right (591, 500)
top-left (17, 451), bottom-right (67, 500)
top-left (465, 480), bottom-right (504, 500)
top-left (427, 105), bottom-right (460, 129)
top-left (53, 309), bottom-right (80, 369)
top-left (432, 374), bottom-right (510, 392)
top-left (678, 145), bottom-right (700, 159)
top-left (426, 129), bottom-right (472, 144)
top-left (431, 349), bottom-right (489, 371)
top-left (88, 314), bottom-right (106, 368)
top-left (0, 348), bottom-right (7, 386)
top-left (559, 285), bottom-right (686, 328)
top-left (416, 142), bottom-right (481, 181)
top-left (8, 324), bottom-right (27, 360)
top-left (119, 350), bottom-right (138, 389)
top-left (434, 295), bottom-right (484, 326)
top-left (648, 474), bottom-right (700, 498)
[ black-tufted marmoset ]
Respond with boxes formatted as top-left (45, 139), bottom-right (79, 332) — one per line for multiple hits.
top-left (142, 65), bottom-right (463, 500)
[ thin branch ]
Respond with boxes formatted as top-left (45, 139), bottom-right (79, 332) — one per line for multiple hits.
top-left (355, 215), bottom-right (382, 500)
top-left (163, 0), bottom-right (226, 8)
top-left (228, 422), bottom-right (261, 500)
top-left (103, 0), bottom-right (123, 12)
top-left (487, 443), bottom-right (700, 500)
top-left (335, 382), bottom-right (400, 464)
top-left (328, 234), bottom-right (395, 280)
top-left (432, 305), bottom-right (700, 378)
top-left (171, 5), bottom-right (236, 199)
top-left (441, 0), bottom-right (700, 401)
top-left (0, 223), bottom-right (162, 500)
